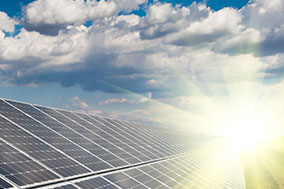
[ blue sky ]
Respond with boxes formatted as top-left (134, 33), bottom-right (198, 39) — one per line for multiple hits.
top-left (0, 0), bottom-right (284, 135)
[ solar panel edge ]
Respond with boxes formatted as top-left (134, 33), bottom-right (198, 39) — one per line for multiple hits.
top-left (0, 97), bottom-right (185, 135)
top-left (0, 174), bottom-right (17, 189)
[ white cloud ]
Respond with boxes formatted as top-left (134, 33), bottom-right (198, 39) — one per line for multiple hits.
top-left (169, 7), bottom-right (243, 46)
top-left (25, 0), bottom-right (117, 25)
top-left (114, 14), bottom-right (140, 26)
top-left (70, 96), bottom-right (90, 109)
top-left (115, 0), bottom-right (147, 12)
top-left (139, 92), bottom-right (152, 102)
top-left (0, 0), bottom-right (283, 96)
top-left (99, 97), bottom-right (129, 105)
top-left (23, 0), bottom-right (147, 35)
top-left (241, 0), bottom-right (284, 29)
top-left (147, 3), bottom-right (175, 24)
top-left (0, 12), bottom-right (17, 33)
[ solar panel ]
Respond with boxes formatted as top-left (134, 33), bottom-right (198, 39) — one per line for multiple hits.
top-left (0, 177), bottom-right (13, 189)
top-left (0, 98), bottom-right (246, 188)
top-left (36, 107), bottom-right (142, 165)
top-left (0, 139), bottom-right (59, 187)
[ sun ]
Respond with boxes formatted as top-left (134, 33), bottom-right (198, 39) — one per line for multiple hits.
top-left (221, 110), bottom-right (275, 151)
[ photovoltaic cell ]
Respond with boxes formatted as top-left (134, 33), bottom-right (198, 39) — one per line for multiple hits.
top-left (0, 100), bottom-right (90, 178)
top-left (71, 112), bottom-right (146, 165)
top-left (38, 107), bottom-right (137, 167)
top-left (124, 168), bottom-right (165, 188)
top-left (106, 119), bottom-right (168, 158)
top-left (82, 115), bottom-right (146, 163)
top-left (120, 121), bottom-right (178, 156)
top-left (0, 177), bottom-right (13, 189)
top-left (40, 107), bottom-right (135, 168)
top-left (0, 140), bottom-right (59, 187)
top-left (7, 100), bottom-right (114, 172)
top-left (94, 117), bottom-right (156, 161)
top-left (75, 177), bottom-right (118, 189)
top-left (104, 172), bottom-right (147, 189)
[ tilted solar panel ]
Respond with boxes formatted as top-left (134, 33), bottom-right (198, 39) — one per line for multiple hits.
top-left (0, 98), bottom-right (245, 188)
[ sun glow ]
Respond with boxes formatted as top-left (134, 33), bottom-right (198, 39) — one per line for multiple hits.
top-left (221, 110), bottom-right (275, 151)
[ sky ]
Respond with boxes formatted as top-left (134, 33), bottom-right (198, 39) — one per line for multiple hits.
top-left (0, 0), bottom-right (284, 135)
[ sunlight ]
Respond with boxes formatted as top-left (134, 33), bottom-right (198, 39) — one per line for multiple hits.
top-left (222, 110), bottom-right (275, 151)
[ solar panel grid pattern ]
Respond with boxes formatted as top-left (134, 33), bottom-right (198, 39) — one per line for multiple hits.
top-left (0, 99), bottom-right (245, 189)
top-left (104, 119), bottom-right (167, 159)
top-left (54, 110), bottom-right (131, 168)
top-left (0, 100), bottom-right (95, 176)
top-left (62, 152), bottom-right (244, 189)
top-left (77, 114), bottom-right (158, 162)
top-left (0, 140), bottom-right (58, 187)
top-left (115, 121), bottom-right (176, 157)
top-left (9, 101), bottom-right (114, 172)
top-left (0, 102), bottom-right (90, 179)
top-left (57, 110), bottom-right (144, 166)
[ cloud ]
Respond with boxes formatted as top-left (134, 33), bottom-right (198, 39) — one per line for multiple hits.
top-left (98, 92), bottom-right (152, 105)
top-left (0, 0), bottom-right (284, 95)
top-left (99, 97), bottom-right (128, 105)
top-left (139, 92), bottom-right (152, 103)
top-left (139, 2), bottom-right (210, 40)
top-left (213, 0), bottom-right (284, 56)
top-left (0, 12), bottom-right (17, 33)
top-left (70, 96), bottom-right (90, 109)
top-left (24, 0), bottom-right (117, 35)
top-left (170, 7), bottom-right (243, 46)
top-left (23, 0), bottom-right (147, 35)
top-left (115, 0), bottom-right (147, 12)
top-left (77, 109), bottom-right (104, 115)
top-left (215, 24), bottom-right (284, 56)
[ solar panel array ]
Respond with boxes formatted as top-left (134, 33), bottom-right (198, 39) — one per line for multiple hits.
top-left (0, 98), bottom-right (246, 188)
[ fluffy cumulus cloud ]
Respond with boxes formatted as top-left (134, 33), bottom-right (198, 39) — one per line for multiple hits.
top-left (0, 0), bottom-right (284, 100)
top-left (23, 0), bottom-right (146, 35)
top-left (0, 12), bottom-right (17, 33)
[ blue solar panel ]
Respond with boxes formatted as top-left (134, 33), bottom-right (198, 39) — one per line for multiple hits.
top-left (0, 98), bottom-right (246, 188)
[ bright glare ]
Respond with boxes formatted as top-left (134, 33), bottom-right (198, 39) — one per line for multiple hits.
top-left (222, 110), bottom-right (275, 151)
